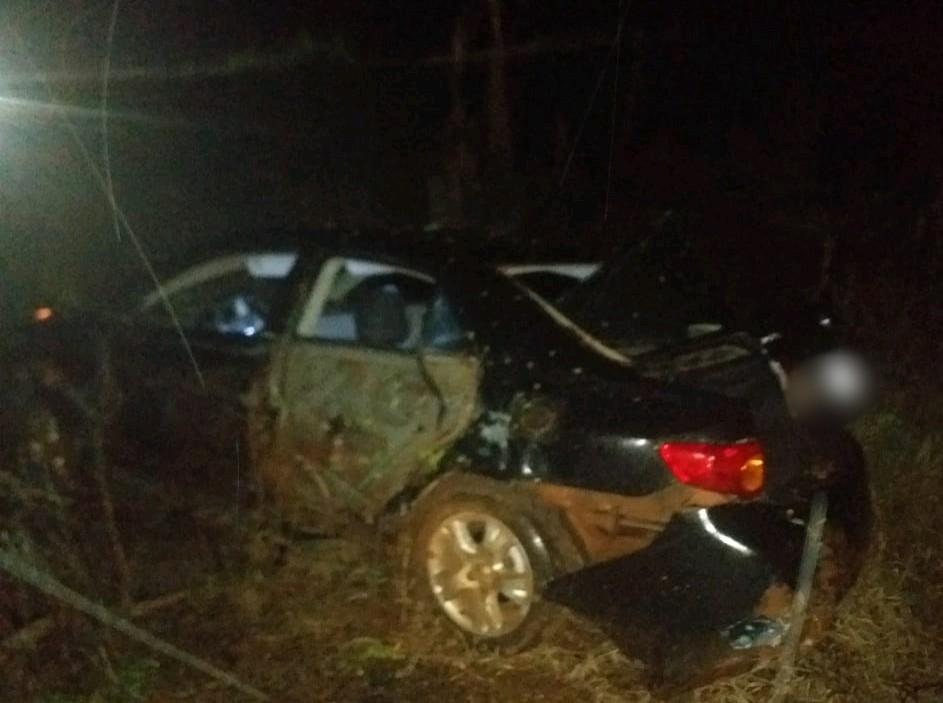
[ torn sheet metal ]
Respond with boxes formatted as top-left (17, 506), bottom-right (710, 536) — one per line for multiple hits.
top-left (265, 344), bottom-right (479, 523)
top-left (543, 481), bottom-right (869, 689)
top-left (535, 482), bottom-right (731, 564)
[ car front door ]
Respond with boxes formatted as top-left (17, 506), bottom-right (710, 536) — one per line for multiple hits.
top-left (118, 251), bottom-right (298, 462)
top-left (268, 257), bottom-right (479, 523)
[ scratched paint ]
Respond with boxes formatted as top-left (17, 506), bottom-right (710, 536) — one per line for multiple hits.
top-left (261, 343), bottom-right (480, 524)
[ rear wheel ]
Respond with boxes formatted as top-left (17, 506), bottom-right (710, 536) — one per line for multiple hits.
top-left (403, 474), bottom-right (582, 650)
top-left (424, 506), bottom-right (536, 638)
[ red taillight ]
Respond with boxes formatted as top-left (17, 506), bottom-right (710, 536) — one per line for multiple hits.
top-left (658, 440), bottom-right (765, 495)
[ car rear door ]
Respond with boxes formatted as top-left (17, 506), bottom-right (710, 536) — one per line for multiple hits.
top-left (270, 257), bottom-right (480, 521)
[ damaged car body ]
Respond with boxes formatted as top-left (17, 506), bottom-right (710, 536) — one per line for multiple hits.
top-left (3, 229), bottom-right (874, 688)
top-left (2, 241), bottom-right (304, 469)
top-left (243, 235), bottom-right (873, 687)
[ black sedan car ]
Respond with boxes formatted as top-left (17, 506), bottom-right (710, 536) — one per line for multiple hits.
top-left (1, 230), bottom-right (873, 687)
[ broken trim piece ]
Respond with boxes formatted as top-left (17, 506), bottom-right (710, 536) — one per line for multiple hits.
top-left (505, 277), bottom-right (633, 366)
top-left (535, 482), bottom-right (732, 564)
top-left (499, 262), bottom-right (600, 280)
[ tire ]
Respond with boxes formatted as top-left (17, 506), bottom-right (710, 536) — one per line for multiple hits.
top-left (402, 473), bottom-right (582, 651)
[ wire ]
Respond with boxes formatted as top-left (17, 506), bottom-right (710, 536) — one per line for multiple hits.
top-left (558, 43), bottom-right (614, 189)
top-left (101, 0), bottom-right (121, 242)
top-left (559, 1), bottom-right (632, 190)
top-left (604, 9), bottom-right (625, 221)
top-left (10, 27), bottom-right (206, 388)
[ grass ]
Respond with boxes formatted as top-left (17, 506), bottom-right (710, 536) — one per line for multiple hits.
top-left (160, 398), bottom-right (943, 702)
top-left (691, 402), bottom-right (943, 703)
top-left (35, 657), bottom-right (160, 703)
top-left (4, 396), bottom-right (943, 702)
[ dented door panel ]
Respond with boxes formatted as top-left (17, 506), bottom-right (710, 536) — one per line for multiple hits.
top-left (277, 343), bottom-right (479, 518)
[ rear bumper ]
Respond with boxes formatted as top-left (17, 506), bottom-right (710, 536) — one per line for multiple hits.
top-left (544, 462), bottom-right (872, 689)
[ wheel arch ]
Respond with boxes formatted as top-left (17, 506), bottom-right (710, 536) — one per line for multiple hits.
top-left (405, 471), bottom-right (587, 578)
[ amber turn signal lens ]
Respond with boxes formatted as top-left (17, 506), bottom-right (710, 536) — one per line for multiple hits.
top-left (740, 456), bottom-right (765, 494)
top-left (33, 306), bottom-right (54, 322)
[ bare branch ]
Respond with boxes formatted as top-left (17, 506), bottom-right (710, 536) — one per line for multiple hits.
top-left (0, 549), bottom-right (268, 700)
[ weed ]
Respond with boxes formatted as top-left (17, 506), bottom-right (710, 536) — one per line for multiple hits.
top-left (34, 656), bottom-right (159, 703)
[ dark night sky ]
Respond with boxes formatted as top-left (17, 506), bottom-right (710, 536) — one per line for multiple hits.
top-left (2, 0), bottom-right (942, 313)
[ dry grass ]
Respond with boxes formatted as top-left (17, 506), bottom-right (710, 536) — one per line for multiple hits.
top-left (182, 401), bottom-right (943, 702)
top-left (692, 403), bottom-right (943, 703)
top-left (5, 398), bottom-right (943, 702)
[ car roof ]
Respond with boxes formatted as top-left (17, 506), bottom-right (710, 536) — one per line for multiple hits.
top-left (110, 226), bottom-right (599, 315)
top-left (201, 226), bottom-right (598, 266)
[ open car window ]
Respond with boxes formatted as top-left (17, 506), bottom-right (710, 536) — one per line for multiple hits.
top-left (296, 258), bottom-right (468, 353)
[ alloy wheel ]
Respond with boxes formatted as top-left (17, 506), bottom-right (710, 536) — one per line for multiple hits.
top-left (425, 510), bottom-right (535, 637)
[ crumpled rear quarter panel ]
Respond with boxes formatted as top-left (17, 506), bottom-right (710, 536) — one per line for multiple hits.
top-left (542, 463), bottom-right (872, 689)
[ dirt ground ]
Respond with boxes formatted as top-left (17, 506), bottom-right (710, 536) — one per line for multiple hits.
top-left (3, 403), bottom-right (943, 703)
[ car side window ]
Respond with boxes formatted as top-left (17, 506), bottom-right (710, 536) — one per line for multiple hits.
top-left (141, 253), bottom-right (298, 338)
top-left (173, 271), bottom-right (271, 336)
top-left (303, 259), bottom-right (467, 353)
